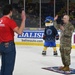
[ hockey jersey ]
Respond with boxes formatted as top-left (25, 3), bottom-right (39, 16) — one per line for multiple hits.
top-left (44, 25), bottom-right (58, 42)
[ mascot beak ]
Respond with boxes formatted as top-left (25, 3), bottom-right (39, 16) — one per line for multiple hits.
top-left (45, 20), bottom-right (53, 26)
top-left (45, 23), bottom-right (50, 26)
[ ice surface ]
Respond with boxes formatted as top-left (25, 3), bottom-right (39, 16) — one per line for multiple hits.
top-left (1, 45), bottom-right (75, 75)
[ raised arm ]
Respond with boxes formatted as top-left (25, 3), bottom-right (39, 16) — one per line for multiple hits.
top-left (13, 10), bottom-right (26, 35)
top-left (53, 15), bottom-right (60, 29)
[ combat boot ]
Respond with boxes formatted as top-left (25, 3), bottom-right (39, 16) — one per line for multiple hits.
top-left (53, 51), bottom-right (58, 56)
top-left (59, 66), bottom-right (65, 70)
top-left (42, 51), bottom-right (46, 55)
top-left (62, 66), bottom-right (70, 71)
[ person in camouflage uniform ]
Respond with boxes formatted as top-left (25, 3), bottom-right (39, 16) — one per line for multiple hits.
top-left (54, 15), bottom-right (74, 71)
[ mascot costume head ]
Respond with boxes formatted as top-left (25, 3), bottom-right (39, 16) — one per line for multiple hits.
top-left (45, 16), bottom-right (54, 26)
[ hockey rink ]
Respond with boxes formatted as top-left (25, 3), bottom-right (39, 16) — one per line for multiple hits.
top-left (11, 45), bottom-right (75, 75)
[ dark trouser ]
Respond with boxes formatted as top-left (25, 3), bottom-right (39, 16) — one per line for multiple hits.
top-left (60, 45), bottom-right (71, 66)
top-left (0, 41), bottom-right (16, 75)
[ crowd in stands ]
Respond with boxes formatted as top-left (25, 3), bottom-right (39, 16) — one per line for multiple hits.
top-left (0, 0), bottom-right (75, 28)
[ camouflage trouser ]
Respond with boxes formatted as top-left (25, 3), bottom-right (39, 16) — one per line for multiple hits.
top-left (60, 45), bottom-right (71, 66)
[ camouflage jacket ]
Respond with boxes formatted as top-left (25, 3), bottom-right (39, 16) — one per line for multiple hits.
top-left (54, 21), bottom-right (74, 46)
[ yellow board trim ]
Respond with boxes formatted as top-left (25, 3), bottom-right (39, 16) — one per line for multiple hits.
top-left (15, 42), bottom-right (75, 49)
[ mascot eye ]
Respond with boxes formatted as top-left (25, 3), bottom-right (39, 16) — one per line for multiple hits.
top-left (46, 29), bottom-right (52, 35)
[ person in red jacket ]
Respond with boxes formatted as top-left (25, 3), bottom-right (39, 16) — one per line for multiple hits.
top-left (0, 4), bottom-right (26, 75)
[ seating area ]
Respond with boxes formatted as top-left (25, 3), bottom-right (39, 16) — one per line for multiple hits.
top-left (0, 0), bottom-right (75, 28)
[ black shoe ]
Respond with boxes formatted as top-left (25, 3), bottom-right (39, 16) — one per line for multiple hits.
top-left (42, 51), bottom-right (46, 55)
top-left (53, 51), bottom-right (58, 55)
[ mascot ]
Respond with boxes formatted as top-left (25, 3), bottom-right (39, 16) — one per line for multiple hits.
top-left (42, 16), bottom-right (59, 56)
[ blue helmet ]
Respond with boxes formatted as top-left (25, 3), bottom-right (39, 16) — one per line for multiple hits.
top-left (45, 16), bottom-right (54, 23)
